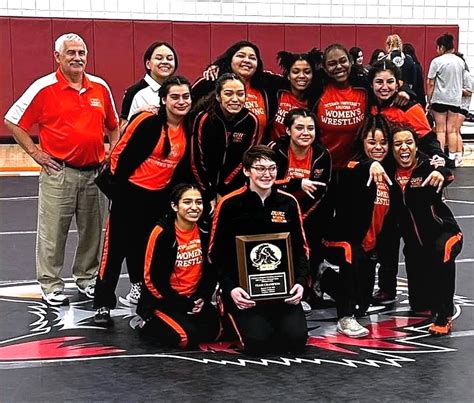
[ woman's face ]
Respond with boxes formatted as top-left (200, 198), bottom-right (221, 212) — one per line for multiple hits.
top-left (218, 79), bottom-right (246, 116)
top-left (392, 130), bottom-right (418, 168)
top-left (146, 45), bottom-right (176, 82)
top-left (163, 84), bottom-right (191, 119)
top-left (323, 48), bottom-right (352, 84)
top-left (377, 51), bottom-right (386, 61)
top-left (231, 46), bottom-right (258, 80)
top-left (356, 51), bottom-right (364, 66)
top-left (172, 188), bottom-right (203, 225)
top-left (289, 60), bottom-right (313, 93)
top-left (363, 129), bottom-right (388, 162)
top-left (287, 115), bottom-right (316, 149)
top-left (372, 70), bottom-right (399, 101)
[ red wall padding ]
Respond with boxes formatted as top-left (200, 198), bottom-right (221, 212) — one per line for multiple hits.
top-left (0, 17), bottom-right (459, 139)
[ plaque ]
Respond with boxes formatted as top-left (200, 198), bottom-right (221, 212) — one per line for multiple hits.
top-left (235, 232), bottom-right (295, 301)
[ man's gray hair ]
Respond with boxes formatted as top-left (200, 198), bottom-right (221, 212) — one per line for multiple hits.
top-left (54, 33), bottom-right (87, 53)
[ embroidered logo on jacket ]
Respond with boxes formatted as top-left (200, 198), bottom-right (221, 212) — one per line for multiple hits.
top-left (313, 168), bottom-right (324, 178)
top-left (232, 132), bottom-right (246, 143)
top-left (410, 177), bottom-right (423, 188)
top-left (271, 210), bottom-right (287, 223)
top-left (89, 98), bottom-right (103, 108)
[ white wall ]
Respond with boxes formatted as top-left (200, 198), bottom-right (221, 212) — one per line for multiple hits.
top-left (2, 0), bottom-right (474, 70)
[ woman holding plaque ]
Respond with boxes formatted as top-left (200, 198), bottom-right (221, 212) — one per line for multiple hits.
top-left (136, 183), bottom-right (221, 348)
top-left (209, 145), bottom-right (310, 354)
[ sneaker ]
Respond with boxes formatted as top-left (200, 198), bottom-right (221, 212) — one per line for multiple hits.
top-left (372, 290), bottom-right (397, 305)
top-left (125, 282), bottom-right (142, 304)
top-left (454, 154), bottom-right (464, 167)
top-left (301, 300), bottom-right (312, 314)
top-left (312, 261), bottom-right (330, 299)
top-left (337, 316), bottom-right (369, 338)
top-left (77, 284), bottom-right (94, 299)
top-left (94, 307), bottom-right (112, 326)
top-left (428, 318), bottom-right (452, 336)
top-left (41, 289), bottom-right (69, 306)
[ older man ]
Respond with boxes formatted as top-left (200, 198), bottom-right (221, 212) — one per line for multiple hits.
top-left (4, 33), bottom-right (119, 306)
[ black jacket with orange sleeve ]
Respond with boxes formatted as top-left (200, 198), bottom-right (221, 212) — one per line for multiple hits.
top-left (190, 106), bottom-right (259, 200)
top-left (208, 186), bottom-right (310, 304)
top-left (269, 135), bottom-right (332, 220)
top-left (137, 214), bottom-right (216, 320)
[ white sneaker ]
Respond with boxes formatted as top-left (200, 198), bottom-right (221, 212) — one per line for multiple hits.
top-left (41, 289), bottom-right (69, 306)
top-left (454, 154), bottom-right (463, 167)
top-left (337, 316), bottom-right (369, 338)
top-left (126, 282), bottom-right (142, 304)
top-left (301, 300), bottom-right (312, 314)
top-left (77, 284), bottom-right (94, 299)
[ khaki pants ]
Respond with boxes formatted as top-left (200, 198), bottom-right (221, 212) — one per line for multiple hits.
top-left (37, 167), bottom-right (105, 293)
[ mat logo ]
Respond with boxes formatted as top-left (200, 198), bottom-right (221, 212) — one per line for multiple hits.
top-left (0, 279), bottom-right (472, 369)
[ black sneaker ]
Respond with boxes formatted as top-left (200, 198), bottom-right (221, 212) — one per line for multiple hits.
top-left (372, 290), bottom-right (397, 305)
top-left (94, 307), bottom-right (112, 326)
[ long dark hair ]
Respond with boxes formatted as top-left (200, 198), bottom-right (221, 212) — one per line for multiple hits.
top-left (211, 40), bottom-right (264, 89)
top-left (402, 43), bottom-right (420, 65)
top-left (369, 48), bottom-right (386, 66)
top-left (158, 75), bottom-right (191, 158)
top-left (436, 34), bottom-right (455, 51)
top-left (349, 46), bottom-right (363, 64)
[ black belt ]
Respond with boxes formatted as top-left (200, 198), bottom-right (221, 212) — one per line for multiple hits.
top-left (53, 158), bottom-right (101, 171)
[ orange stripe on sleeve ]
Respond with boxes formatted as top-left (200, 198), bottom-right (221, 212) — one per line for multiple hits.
top-left (154, 309), bottom-right (188, 348)
top-left (98, 216), bottom-right (110, 280)
top-left (322, 239), bottom-right (353, 264)
top-left (144, 225), bottom-right (165, 300)
top-left (444, 232), bottom-right (463, 263)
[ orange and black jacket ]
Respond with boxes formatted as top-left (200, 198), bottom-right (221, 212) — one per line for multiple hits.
top-left (208, 185), bottom-right (310, 303)
top-left (269, 135), bottom-right (332, 220)
top-left (386, 153), bottom-right (461, 247)
top-left (324, 159), bottom-right (393, 246)
top-left (112, 112), bottom-right (191, 188)
top-left (190, 105), bottom-right (259, 201)
top-left (370, 98), bottom-right (445, 159)
top-left (137, 214), bottom-right (216, 319)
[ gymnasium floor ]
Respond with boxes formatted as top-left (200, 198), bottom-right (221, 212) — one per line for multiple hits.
top-left (0, 170), bottom-right (473, 402)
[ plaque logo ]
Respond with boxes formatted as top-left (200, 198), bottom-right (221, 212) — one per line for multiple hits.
top-left (250, 243), bottom-right (282, 271)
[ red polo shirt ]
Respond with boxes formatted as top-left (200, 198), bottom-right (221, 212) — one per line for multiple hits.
top-left (5, 68), bottom-right (118, 166)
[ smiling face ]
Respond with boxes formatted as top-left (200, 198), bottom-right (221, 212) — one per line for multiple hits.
top-left (146, 45), bottom-right (176, 83)
top-left (231, 46), bottom-right (258, 81)
top-left (162, 84), bottom-right (191, 120)
top-left (172, 188), bottom-right (203, 227)
top-left (392, 130), bottom-right (418, 168)
top-left (363, 129), bottom-right (388, 162)
top-left (287, 115), bottom-right (316, 149)
top-left (244, 157), bottom-right (277, 194)
top-left (372, 70), bottom-right (399, 102)
top-left (54, 40), bottom-right (87, 79)
top-left (356, 51), bottom-right (364, 66)
top-left (218, 79), bottom-right (246, 117)
top-left (323, 48), bottom-right (352, 85)
top-left (289, 60), bottom-right (313, 93)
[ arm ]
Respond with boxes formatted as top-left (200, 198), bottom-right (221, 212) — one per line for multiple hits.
top-left (426, 79), bottom-right (435, 108)
top-left (3, 119), bottom-right (62, 174)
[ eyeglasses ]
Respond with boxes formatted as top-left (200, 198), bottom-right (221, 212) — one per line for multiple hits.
top-left (250, 165), bottom-right (277, 174)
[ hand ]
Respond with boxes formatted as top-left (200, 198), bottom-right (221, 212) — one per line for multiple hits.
top-left (203, 65), bottom-right (219, 81)
top-left (367, 161), bottom-right (392, 186)
top-left (422, 171), bottom-right (444, 193)
top-left (301, 179), bottom-right (326, 200)
top-left (429, 154), bottom-right (446, 168)
top-left (209, 198), bottom-right (217, 217)
top-left (135, 104), bottom-right (159, 115)
top-left (230, 287), bottom-right (256, 310)
top-left (191, 298), bottom-right (204, 314)
top-left (394, 91), bottom-right (409, 106)
top-left (284, 284), bottom-right (304, 305)
top-left (30, 148), bottom-right (62, 175)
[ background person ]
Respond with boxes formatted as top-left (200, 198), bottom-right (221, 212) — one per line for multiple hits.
top-left (369, 48), bottom-right (386, 67)
top-left (136, 184), bottom-right (220, 348)
top-left (403, 43), bottom-right (427, 108)
top-left (385, 34), bottom-right (416, 89)
top-left (94, 76), bottom-right (192, 325)
top-left (4, 33), bottom-right (119, 306)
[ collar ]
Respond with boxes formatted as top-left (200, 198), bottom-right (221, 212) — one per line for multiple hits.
top-left (144, 74), bottom-right (161, 92)
top-left (55, 68), bottom-right (92, 91)
top-left (244, 185), bottom-right (278, 205)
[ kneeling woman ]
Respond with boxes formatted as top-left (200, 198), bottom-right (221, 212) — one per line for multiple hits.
top-left (137, 184), bottom-right (220, 348)
top-left (388, 126), bottom-right (463, 335)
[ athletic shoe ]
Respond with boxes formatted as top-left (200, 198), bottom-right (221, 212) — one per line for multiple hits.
top-left (41, 289), bottom-right (69, 306)
top-left (125, 282), bottom-right (142, 304)
top-left (301, 300), bottom-right (312, 315)
top-left (337, 316), bottom-right (369, 338)
top-left (77, 284), bottom-right (94, 299)
top-left (94, 307), bottom-right (112, 326)
top-left (428, 318), bottom-right (452, 336)
top-left (372, 290), bottom-right (397, 305)
top-left (312, 261), bottom-right (330, 299)
top-left (454, 154), bottom-right (464, 167)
